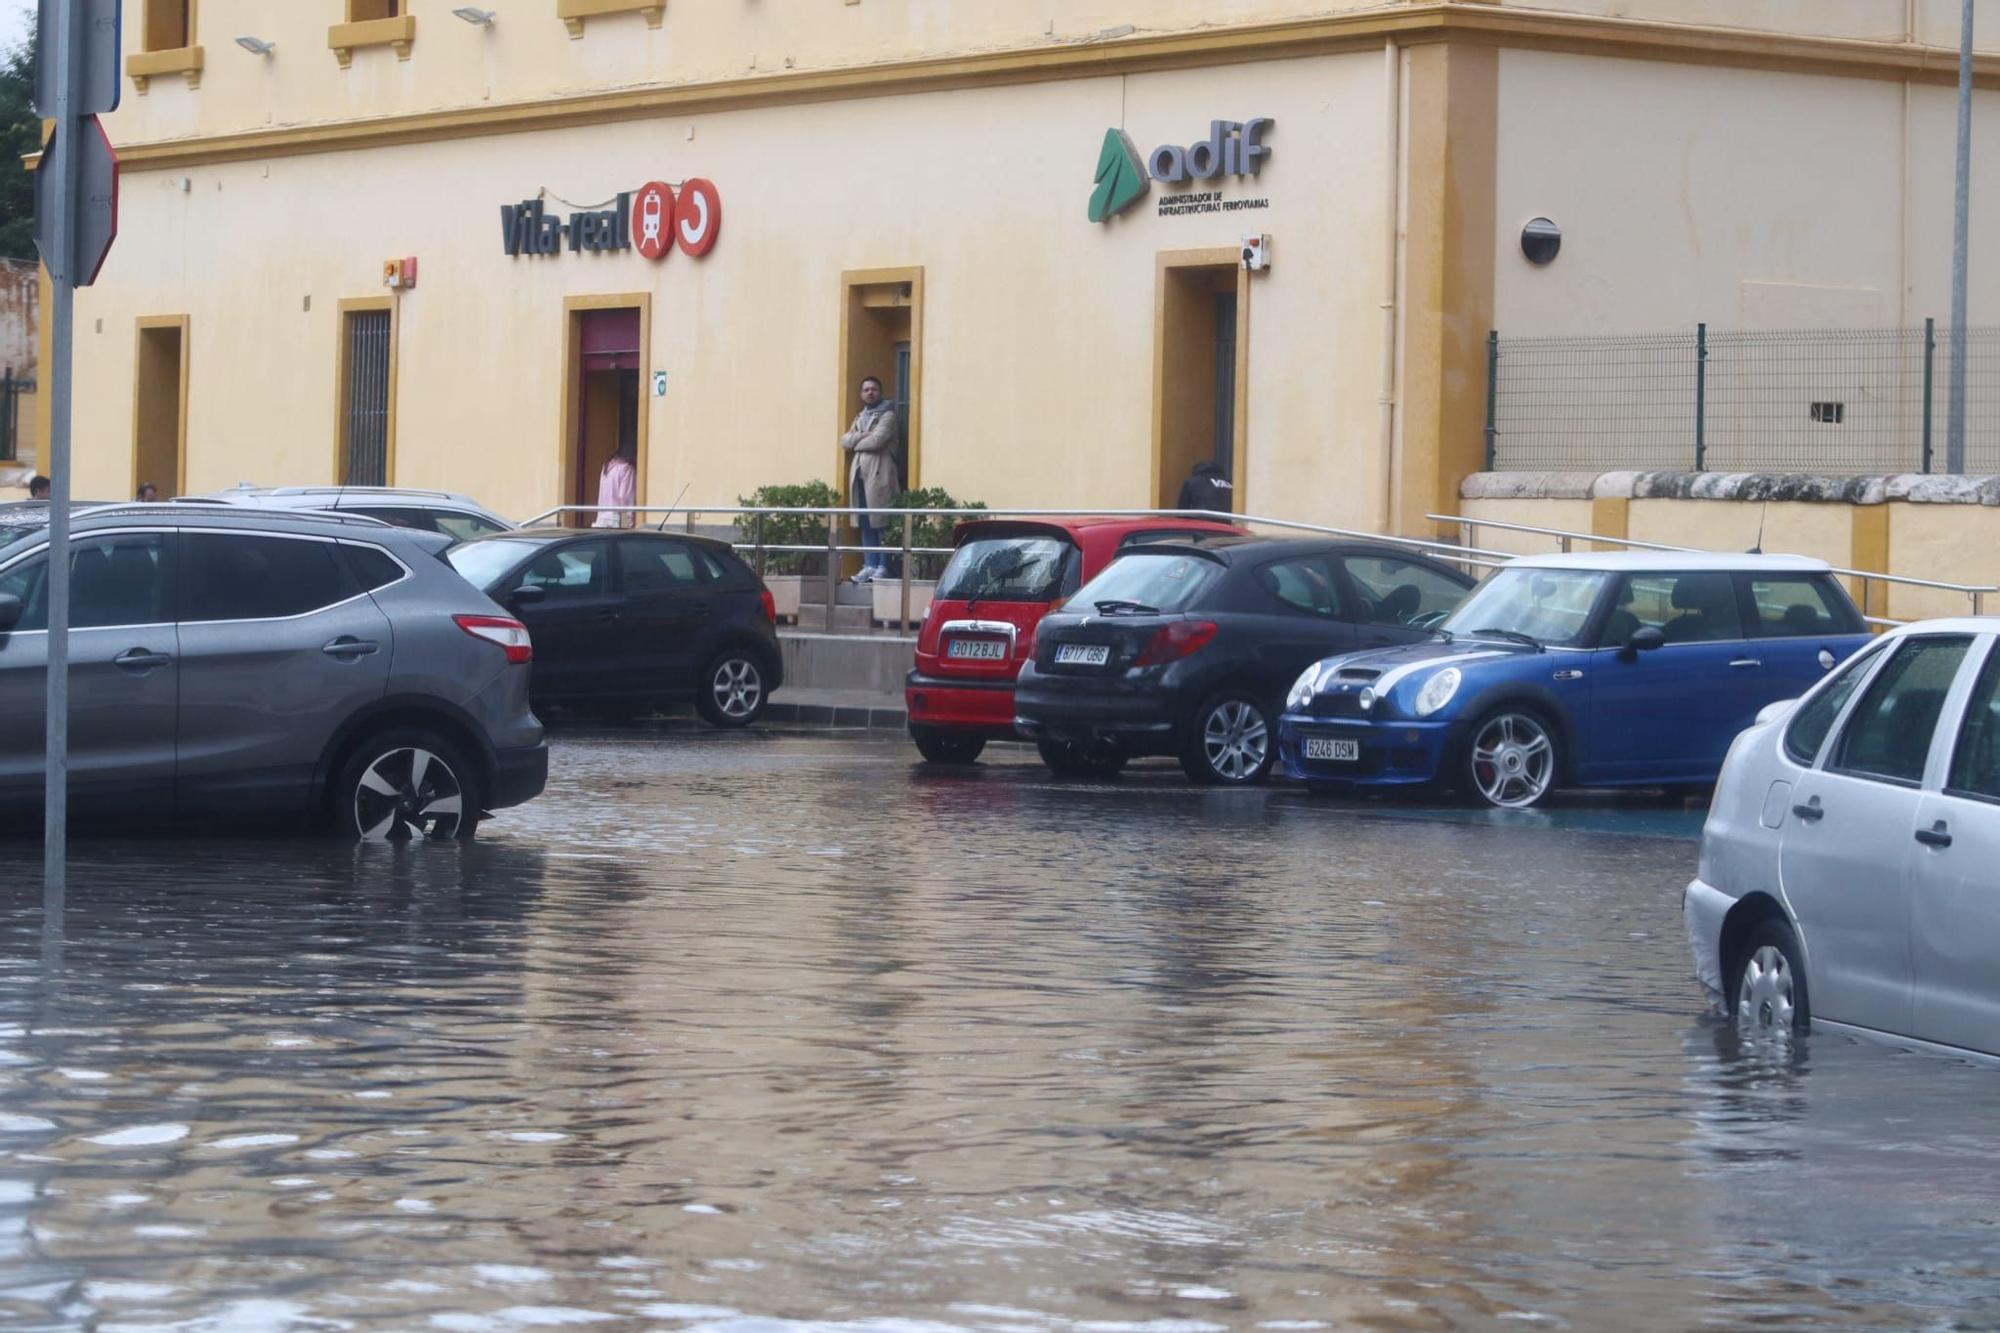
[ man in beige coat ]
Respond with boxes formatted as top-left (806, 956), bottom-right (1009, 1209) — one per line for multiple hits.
top-left (840, 375), bottom-right (902, 582)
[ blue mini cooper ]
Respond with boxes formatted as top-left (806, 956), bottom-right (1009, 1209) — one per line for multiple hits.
top-left (1277, 553), bottom-right (1873, 808)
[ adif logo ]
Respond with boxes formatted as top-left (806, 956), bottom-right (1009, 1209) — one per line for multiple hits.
top-left (1089, 118), bottom-right (1274, 223)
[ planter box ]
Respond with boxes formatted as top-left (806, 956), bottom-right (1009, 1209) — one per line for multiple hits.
top-left (763, 574), bottom-right (830, 622)
top-left (873, 579), bottom-right (935, 628)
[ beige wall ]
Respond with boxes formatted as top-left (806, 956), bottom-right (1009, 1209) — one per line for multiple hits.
top-left (1497, 0), bottom-right (2000, 47)
top-left (1493, 48), bottom-right (2000, 335)
top-left (107, 1), bottom-right (2000, 154)
top-left (75, 51), bottom-right (1394, 525)
top-left (106, 0), bottom-right (1395, 148)
top-left (1886, 505), bottom-right (2000, 620)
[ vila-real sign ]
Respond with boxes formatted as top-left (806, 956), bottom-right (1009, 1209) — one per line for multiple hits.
top-left (502, 178), bottom-right (723, 259)
top-left (1088, 119), bottom-right (1272, 224)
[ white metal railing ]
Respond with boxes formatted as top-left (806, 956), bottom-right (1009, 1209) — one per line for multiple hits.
top-left (1430, 512), bottom-right (1996, 626)
top-left (520, 504), bottom-right (1517, 627)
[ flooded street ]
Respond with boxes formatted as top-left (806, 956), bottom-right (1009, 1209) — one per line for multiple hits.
top-left (2, 731), bottom-right (1998, 1330)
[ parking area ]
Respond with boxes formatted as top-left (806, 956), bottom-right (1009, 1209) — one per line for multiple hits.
top-left (2, 729), bottom-right (1998, 1329)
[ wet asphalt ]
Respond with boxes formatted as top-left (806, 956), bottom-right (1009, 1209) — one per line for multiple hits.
top-left (0, 729), bottom-right (1996, 1331)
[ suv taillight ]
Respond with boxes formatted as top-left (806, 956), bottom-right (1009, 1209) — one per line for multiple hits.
top-left (455, 614), bottom-right (532, 665)
top-left (1134, 620), bottom-right (1217, 666)
top-left (759, 588), bottom-right (777, 624)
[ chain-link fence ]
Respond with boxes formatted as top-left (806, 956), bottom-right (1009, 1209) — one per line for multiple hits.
top-left (1486, 322), bottom-right (2000, 475)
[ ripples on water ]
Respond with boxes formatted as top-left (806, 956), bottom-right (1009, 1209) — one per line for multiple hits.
top-left (0, 732), bottom-right (1997, 1330)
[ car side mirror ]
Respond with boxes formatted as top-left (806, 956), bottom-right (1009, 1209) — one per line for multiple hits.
top-left (0, 593), bottom-right (19, 632)
top-left (1619, 625), bottom-right (1665, 661)
top-left (507, 584), bottom-right (546, 608)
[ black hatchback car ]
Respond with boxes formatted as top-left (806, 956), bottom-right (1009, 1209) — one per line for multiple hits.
top-left (446, 528), bottom-right (782, 726)
top-left (1013, 536), bottom-right (1475, 784)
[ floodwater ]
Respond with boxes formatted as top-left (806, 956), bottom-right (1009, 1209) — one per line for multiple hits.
top-left (2, 732), bottom-right (1998, 1331)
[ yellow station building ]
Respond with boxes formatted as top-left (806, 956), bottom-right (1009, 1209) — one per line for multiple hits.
top-left (42, 0), bottom-right (2000, 542)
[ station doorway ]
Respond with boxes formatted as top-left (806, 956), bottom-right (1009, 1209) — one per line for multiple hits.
top-left (1153, 250), bottom-right (1249, 512)
top-left (560, 298), bottom-right (650, 526)
top-left (133, 315), bottom-right (188, 498)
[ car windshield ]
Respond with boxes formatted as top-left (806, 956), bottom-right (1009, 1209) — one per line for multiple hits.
top-left (1440, 567), bottom-right (1610, 646)
top-left (446, 538), bottom-right (548, 592)
top-left (936, 536), bottom-right (1072, 603)
top-left (1066, 552), bottom-right (1220, 615)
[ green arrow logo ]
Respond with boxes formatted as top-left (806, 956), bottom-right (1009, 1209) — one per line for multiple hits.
top-left (1087, 128), bottom-right (1148, 224)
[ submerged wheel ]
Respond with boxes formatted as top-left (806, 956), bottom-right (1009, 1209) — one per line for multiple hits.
top-left (1037, 739), bottom-right (1127, 778)
top-left (1181, 693), bottom-right (1273, 786)
top-left (337, 729), bottom-right (479, 842)
top-left (911, 726), bottom-right (986, 765)
top-left (697, 650), bottom-right (768, 728)
top-left (1731, 918), bottom-right (1811, 1037)
top-left (1465, 708), bottom-right (1557, 809)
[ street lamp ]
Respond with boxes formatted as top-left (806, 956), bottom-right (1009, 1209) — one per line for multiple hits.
top-left (234, 35), bottom-right (276, 56)
top-left (452, 7), bottom-right (497, 24)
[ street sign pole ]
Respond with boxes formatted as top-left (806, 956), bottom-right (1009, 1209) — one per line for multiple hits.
top-left (41, 3), bottom-right (81, 901)
top-left (34, 0), bottom-right (120, 900)
top-left (1948, 0), bottom-right (1974, 475)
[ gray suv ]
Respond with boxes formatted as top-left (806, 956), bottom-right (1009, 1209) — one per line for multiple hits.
top-left (190, 485), bottom-right (516, 541)
top-left (0, 502), bottom-right (546, 839)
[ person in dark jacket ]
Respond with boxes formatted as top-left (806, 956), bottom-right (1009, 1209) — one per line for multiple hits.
top-left (1176, 461), bottom-right (1233, 513)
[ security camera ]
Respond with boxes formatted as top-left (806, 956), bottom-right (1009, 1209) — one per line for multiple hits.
top-left (1240, 234), bottom-right (1271, 272)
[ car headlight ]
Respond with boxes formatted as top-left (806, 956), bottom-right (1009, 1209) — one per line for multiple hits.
top-left (1413, 667), bottom-right (1461, 718)
top-left (1286, 663), bottom-right (1322, 711)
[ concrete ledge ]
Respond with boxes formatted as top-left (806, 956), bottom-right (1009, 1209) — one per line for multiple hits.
top-left (1462, 470), bottom-right (2000, 506)
top-left (779, 630), bottom-right (916, 695)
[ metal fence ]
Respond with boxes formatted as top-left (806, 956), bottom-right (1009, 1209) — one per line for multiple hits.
top-left (1485, 322), bottom-right (2000, 475)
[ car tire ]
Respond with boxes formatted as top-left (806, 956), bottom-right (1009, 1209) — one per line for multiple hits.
top-left (1462, 706), bottom-right (1559, 809)
top-left (1180, 691), bottom-right (1274, 786)
top-left (911, 726), bottom-right (986, 765)
top-left (1730, 917), bottom-right (1811, 1037)
top-left (334, 727), bottom-right (481, 842)
top-left (696, 648), bottom-right (770, 728)
top-left (1036, 739), bottom-right (1127, 779)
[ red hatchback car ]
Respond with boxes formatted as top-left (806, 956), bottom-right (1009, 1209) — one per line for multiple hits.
top-left (905, 516), bottom-right (1240, 763)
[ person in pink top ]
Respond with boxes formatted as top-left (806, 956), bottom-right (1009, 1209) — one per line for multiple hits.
top-left (593, 440), bottom-right (637, 528)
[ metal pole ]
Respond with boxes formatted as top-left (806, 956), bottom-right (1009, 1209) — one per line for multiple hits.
top-left (1694, 322), bottom-right (1708, 472)
top-left (1923, 316), bottom-right (1937, 473)
top-left (1484, 331), bottom-right (1499, 471)
top-left (899, 513), bottom-right (913, 628)
top-left (44, 0), bottom-right (86, 901)
top-left (1949, 0), bottom-right (1974, 474)
top-left (752, 511), bottom-right (766, 578)
top-left (825, 511), bottom-right (839, 621)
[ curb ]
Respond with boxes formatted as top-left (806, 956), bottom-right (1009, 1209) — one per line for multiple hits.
top-left (765, 701), bottom-right (908, 731)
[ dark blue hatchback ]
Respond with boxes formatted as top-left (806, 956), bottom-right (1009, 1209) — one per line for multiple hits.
top-left (1277, 553), bottom-right (1872, 807)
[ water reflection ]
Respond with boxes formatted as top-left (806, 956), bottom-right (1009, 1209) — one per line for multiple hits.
top-left (0, 735), bottom-right (1993, 1329)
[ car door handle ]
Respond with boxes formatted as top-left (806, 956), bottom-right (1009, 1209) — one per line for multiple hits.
top-left (1791, 798), bottom-right (1824, 823)
top-left (1915, 820), bottom-right (1953, 849)
top-left (113, 648), bottom-right (171, 671)
top-left (321, 636), bottom-right (380, 659)
top-left (1729, 658), bottom-right (1763, 669)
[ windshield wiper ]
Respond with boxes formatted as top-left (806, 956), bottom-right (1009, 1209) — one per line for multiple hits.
top-left (1468, 626), bottom-right (1541, 650)
top-left (1095, 599), bottom-right (1160, 616)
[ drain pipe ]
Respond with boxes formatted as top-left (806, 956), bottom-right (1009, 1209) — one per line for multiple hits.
top-left (1379, 38), bottom-right (1403, 536)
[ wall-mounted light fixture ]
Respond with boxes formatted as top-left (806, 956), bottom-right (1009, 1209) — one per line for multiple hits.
top-left (1521, 217), bottom-right (1562, 265)
top-left (234, 35), bottom-right (276, 56)
top-left (452, 6), bottom-right (497, 24)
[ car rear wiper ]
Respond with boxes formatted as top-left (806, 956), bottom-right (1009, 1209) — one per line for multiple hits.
top-left (1469, 627), bottom-right (1541, 649)
top-left (1095, 599), bottom-right (1160, 616)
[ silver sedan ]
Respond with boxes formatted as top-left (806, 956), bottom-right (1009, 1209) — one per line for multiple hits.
top-left (1686, 617), bottom-right (2000, 1059)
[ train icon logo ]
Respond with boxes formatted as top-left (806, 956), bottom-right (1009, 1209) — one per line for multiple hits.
top-left (632, 181), bottom-right (675, 260)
